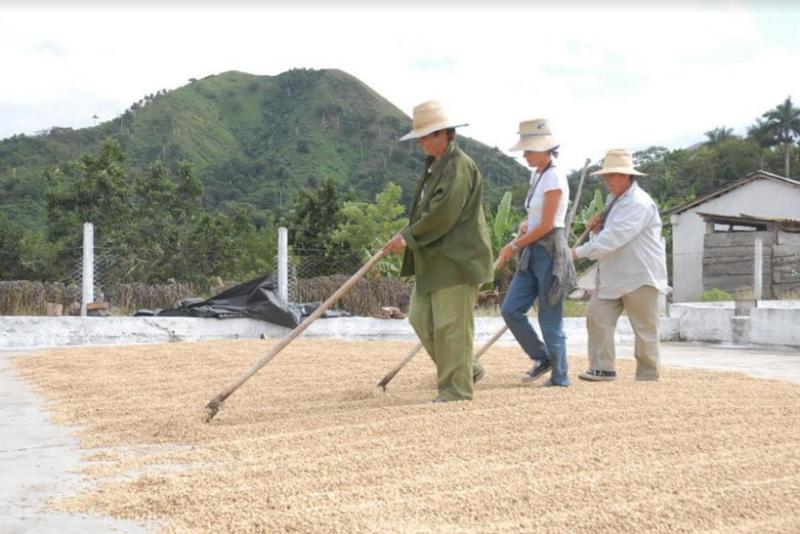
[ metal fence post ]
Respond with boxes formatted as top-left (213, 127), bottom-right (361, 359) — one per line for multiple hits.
top-left (659, 236), bottom-right (667, 314)
top-left (81, 222), bottom-right (94, 316)
top-left (278, 226), bottom-right (288, 303)
top-left (754, 237), bottom-right (763, 300)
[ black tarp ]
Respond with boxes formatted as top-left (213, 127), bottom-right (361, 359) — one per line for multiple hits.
top-left (134, 275), bottom-right (300, 328)
top-left (134, 274), bottom-right (350, 328)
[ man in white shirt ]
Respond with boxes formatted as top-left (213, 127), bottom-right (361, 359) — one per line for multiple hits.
top-left (572, 149), bottom-right (668, 382)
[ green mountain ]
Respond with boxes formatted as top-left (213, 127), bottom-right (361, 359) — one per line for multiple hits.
top-left (0, 68), bottom-right (528, 228)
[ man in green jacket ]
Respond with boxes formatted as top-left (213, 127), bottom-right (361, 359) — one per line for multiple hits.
top-left (384, 100), bottom-right (494, 402)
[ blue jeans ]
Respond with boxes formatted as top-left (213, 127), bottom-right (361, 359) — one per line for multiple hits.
top-left (500, 244), bottom-right (569, 386)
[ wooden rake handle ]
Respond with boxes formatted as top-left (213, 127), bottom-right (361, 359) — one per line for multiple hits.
top-left (376, 342), bottom-right (423, 391)
top-left (378, 228), bottom-right (592, 392)
top-left (376, 258), bottom-right (505, 391)
top-left (205, 246), bottom-right (391, 422)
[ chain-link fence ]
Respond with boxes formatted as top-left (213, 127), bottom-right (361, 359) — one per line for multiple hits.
top-left (270, 245), bottom-right (412, 316)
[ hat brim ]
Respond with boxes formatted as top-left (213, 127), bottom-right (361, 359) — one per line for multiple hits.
top-left (592, 166), bottom-right (647, 177)
top-left (509, 137), bottom-right (559, 152)
top-left (399, 122), bottom-right (468, 141)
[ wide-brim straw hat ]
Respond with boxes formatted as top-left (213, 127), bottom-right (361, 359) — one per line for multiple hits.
top-left (509, 118), bottom-right (559, 152)
top-left (399, 100), bottom-right (468, 141)
top-left (593, 148), bottom-right (646, 176)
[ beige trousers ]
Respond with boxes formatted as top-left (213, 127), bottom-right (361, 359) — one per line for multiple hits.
top-left (586, 285), bottom-right (660, 381)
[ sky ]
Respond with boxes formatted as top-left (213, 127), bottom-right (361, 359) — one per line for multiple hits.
top-left (1, 1), bottom-right (799, 174)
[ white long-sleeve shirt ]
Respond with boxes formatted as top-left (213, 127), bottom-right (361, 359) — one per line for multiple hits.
top-left (574, 182), bottom-right (668, 300)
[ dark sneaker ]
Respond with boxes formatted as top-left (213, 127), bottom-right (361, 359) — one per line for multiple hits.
top-left (540, 379), bottom-right (569, 388)
top-left (473, 367), bottom-right (486, 384)
top-left (521, 360), bottom-right (551, 383)
top-left (578, 369), bottom-right (617, 382)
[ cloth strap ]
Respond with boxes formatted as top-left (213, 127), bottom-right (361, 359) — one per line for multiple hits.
top-left (518, 227), bottom-right (576, 306)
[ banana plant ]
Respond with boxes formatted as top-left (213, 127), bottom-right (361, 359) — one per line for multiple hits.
top-left (572, 189), bottom-right (606, 242)
top-left (484, 191), bottom-right (517, 257)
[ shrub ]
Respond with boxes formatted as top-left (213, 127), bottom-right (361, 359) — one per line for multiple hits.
top-left (699, 288), bottom-right (733, 302)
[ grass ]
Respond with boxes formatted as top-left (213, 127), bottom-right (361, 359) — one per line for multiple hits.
top-left (475, 298), bottom-right (587, 317)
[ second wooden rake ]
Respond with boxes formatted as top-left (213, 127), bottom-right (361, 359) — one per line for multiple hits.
top-left (376, 226), bottom-right (592, 391)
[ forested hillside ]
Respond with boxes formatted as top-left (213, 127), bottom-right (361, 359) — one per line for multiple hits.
top-left (0, 68), bottom-right (527, 229)
top-left (1, 66), bottom-right (797, 287)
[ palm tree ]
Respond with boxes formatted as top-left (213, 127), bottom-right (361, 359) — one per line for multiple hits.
top-left (747, 118), bottom-right (777, 171)
top-left (703, 126), bottom-right (736, 146)
top-left (761, 96), bottom-right (800, 177)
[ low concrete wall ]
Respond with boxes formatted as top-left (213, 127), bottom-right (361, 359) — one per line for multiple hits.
top-left (2, 302), bottom-right (796, 350)
top-left (0, 316), bottom-right (289, 350)
top-left (669, 300), bottom-right (800, 346)
top-left (750, 307), bottom-right (800, 346)
top-left (308, 316), bottom-right (680, 345)
top-left (0, 314), bottom-right (681, 350)
top-left (669, 303), bottom-right (734, 343)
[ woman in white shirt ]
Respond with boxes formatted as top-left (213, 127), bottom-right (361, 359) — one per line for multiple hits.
top-left (497, 119), bottom-right (575, 387)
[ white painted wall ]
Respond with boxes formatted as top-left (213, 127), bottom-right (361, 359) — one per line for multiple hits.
top-left (670, 178), bottom-right (800, 302)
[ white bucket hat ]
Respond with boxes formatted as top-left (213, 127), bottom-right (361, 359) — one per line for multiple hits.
top-left (593, 148), bottom-right (646, 176)
top-left (509, 118), bottom-right (559, 152)
top-left (399, 100), bottom-right (468, 141)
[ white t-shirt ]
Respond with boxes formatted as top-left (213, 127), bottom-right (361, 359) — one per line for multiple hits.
top-left (525, 166), bottom-right (569, 230)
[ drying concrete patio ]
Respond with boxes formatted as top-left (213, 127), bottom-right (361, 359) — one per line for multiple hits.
top-left (2, 335), bottom-right (798, 533)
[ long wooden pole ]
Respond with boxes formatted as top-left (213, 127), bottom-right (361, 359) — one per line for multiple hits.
top-left (379, 198), bottom-right (597, 392)
top-left (376, 341), bottom-right (423, 391)
top-left (565, 158), bottom-right (592, 233)
top-left (205, 247), bottom-right (390, 422)
top-left (473, 324), bottom-right (509, 360)
top-left (468, 226), bottom-right (591, 367)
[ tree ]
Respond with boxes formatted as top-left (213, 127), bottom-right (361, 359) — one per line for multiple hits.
top-left (747, 118), bottom-right (779, 170)
top-left (332, 182), bottom-right (407, 277)
top-left (288, 177), bottom-right (360, 276)
top-left (761, 96), bottom-right (800, 177)
top-left (0, 215), bottom-right (23, 279)
top-left (332, 182), bottom-right (406, 254)
top-left (41, 140), bottom-right (272, 284)
top-left (703, 126), bottom-right (736, 146)
top-left (44, 138), bottom-right (134, 271)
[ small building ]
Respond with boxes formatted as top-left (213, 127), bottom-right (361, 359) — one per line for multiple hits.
top-left (667, 171), bottom-right (800, 301)
top-left (698, 212), bottom-right (800, 299)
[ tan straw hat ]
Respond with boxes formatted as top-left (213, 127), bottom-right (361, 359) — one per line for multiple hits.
top-left (509, 118), bottom-right (559, 152)
top-left (593, 148), bottom-right (646, 176)
top-left (399, 100), bottom-right (468, 141)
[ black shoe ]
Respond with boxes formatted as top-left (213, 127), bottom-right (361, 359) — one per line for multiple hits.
top-left (540, 379), bottom-right (569, 388)
top-left (521, 360), bottom-right (551, 383)
top-left (578, 369), bottom-right (617, 382)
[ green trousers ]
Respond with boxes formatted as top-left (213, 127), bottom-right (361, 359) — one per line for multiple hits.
top-left (409, 283), bottom-right (481, 401)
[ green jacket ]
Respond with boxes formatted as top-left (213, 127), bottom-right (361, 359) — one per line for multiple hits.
top-left (401, 142), bottom-right (493, 294)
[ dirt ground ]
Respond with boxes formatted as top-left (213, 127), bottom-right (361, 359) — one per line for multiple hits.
top-left (13, 339), bottom-right (800, 533)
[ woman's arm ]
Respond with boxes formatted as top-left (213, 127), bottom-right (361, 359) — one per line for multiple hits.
top-left (498, 189), bottom-right (561, 264)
